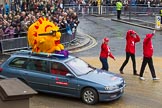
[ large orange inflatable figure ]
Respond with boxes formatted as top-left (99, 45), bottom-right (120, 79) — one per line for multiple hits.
top-left (27, 17), bottom-right (64, 53)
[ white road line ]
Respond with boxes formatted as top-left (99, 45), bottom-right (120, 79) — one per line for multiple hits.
top-left (69, 30), bottom-right (97, 53)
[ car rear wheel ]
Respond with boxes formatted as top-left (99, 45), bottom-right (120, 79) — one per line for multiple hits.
top-left (81, 88), bottom-right (98, 105)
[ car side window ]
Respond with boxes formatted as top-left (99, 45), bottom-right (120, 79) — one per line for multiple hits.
top-left (26, 59), bottom-right (48, 73)
top-left (51, 62), bottom-right (69, 76)
top-left (9, 57), bottom-right (28, 68)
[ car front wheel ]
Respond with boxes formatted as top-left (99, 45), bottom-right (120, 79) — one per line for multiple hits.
top-left (81, 88), bottom-right (98, 105)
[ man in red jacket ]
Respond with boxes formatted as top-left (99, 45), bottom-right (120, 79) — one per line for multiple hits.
top-left (100, 37), bottom-right (115, 71)
top-left (119, 30), bottom-right (140, 75)
top-left (139, 30), bottom-right (160, 80)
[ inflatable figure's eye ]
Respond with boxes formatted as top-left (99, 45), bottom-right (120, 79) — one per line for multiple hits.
top-left (50, 30), bottom-right (53, 33)
top-left (50, 30), bottom-right (56, 36)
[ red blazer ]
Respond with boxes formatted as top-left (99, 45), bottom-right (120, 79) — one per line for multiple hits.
top-left (125, 30), bottom-right (140, 54)
top-left (100, 43), bottom-right (114, 59)
top-left (143, 33), bottom-right (154, 57)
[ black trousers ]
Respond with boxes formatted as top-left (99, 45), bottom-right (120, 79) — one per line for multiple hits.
top-left (120, 52), bottom-right (137, 74)
top-left (139, 57), bottom-right (156, 78)
top-left (117, 10), bottom-right (121, 19)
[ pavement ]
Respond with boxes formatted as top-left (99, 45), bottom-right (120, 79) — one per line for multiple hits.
top-left (111, 17), bottom-right (156, 30)
top-left (64, 31), bottom-right (90, 52)
top-left (93, 14), bottom-right (158, 30)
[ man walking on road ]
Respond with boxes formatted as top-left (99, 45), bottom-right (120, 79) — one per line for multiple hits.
top-left (119, 30), bottom-right (140, 75)
top-left (139, 30), bottom-right (160, 81)
top-left (116, 0), bottom-right (123, 20)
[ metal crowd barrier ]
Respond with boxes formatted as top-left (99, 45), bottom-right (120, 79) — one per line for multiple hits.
top-left (1, 32), bottom-right (27, 40)
top-left (128, 6), bottom-right (161, 15)
top-left (64, 6), bottom-right (99, 15)
top-left (0, 31), bottom-right (76, 53)
top-left (64, 5), bottom-right (161, 15)
top-left (0, 37), bottom-right (29, 53)
top-left (61, 30), bottom-right (76, 45)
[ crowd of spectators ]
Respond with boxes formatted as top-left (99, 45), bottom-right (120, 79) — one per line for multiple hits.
top-left (0, 0), bottom-right (80, 40)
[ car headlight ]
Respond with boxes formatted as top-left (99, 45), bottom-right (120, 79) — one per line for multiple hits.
top-left (105, 85), bottom-right (119, 91)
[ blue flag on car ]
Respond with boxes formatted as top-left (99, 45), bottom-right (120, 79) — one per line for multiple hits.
top-left (66, 25), bottom-right (72, 35)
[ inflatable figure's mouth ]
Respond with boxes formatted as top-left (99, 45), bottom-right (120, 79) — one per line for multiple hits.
top-left (55, 40), bottom-right (60, 45)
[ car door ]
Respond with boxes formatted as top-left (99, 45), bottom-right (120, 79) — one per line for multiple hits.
top-left (49, 61), bottom-right (79, 96)
top-left (22, 58), bottom-right (51, 91)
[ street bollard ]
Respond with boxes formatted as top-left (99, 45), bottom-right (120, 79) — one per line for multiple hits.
top-left (155, 15), bottom-right (161, 30)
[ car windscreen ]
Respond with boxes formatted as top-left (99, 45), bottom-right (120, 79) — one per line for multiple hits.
top-left (66, 58), bottom-right (94, 76)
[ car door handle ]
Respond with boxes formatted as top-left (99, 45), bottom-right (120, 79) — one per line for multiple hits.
top-left (51, 77), bottom-right (56, 80)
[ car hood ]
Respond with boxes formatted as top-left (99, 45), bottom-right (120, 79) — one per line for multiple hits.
top-left (78, 69), bottom-right (124, 86)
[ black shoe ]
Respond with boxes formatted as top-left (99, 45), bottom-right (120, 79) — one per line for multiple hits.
top-left (120, 70), bottom-right (124, 74)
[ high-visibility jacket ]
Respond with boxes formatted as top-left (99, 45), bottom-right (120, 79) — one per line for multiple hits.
top-left (116, 1), bottom-right (123, 10)
top-left (160, 10), bottom-right (162, 16)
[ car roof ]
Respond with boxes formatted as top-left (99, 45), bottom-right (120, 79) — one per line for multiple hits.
top-left (11, 50), bottom-right (76, 63)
